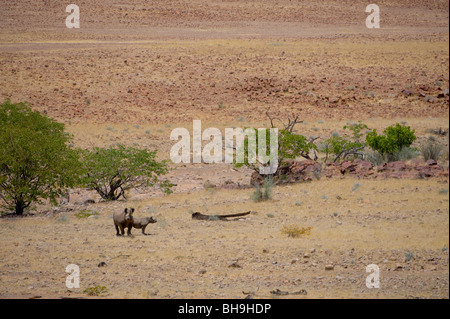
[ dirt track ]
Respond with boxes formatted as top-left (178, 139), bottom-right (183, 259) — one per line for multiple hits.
top-left (0, 0), bottom-right (448, 299)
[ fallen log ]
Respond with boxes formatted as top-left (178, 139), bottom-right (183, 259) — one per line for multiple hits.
top-left (192, 211), bottom-right (251, 221)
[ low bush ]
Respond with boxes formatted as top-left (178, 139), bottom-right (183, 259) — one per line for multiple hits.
top-left (420, 139), bottom-right (443, 161)
top-left (251, 177), bottom-right (274, 202)
top-left (366, 123), bottom-right (417, 156)
top-left (75, 209), bottom-right (98, 219)
top-left (83, 285), bottom-right (108, 296)
top-left (365, 146), bottom-right (419, 165)
top-left (321, 122), bottom-right (368, 163)
top-left (282, 225), bottom-right (312, 238)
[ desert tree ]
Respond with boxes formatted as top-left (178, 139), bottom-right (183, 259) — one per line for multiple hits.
top-left (80, 144), bottom-right (173, 201)
top-left (266, 112), bottom-right (319, 162)
top-left (234, 111), bottom-right (318, 180)
top-left (0, 100), bottom-right (81, 215)
top-left (321, 121), bottom-right (369, 163)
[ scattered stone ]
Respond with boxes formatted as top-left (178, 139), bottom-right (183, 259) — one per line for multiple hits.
top-left (257, 158), bottom-right (448, 184)
top-left (393, 264), bottom-right (403, 271)
top-left (228, 261), bottom-right (242, 268)
top-left (337, 159), bottom-right (374, 177)
top-left (203, 180), bottom-right (216, 189)
top-left (270, 288), bottom-right (307, 296)
top-left (381, 161), bottom-right (406, 172)
top-left (325, 264), bottom-right (334, 270)
top-left (315, 276), bottom-right (325, 280)
top-left (424, 95), bottom-right (437, 103)
top-left (366, 91), bottom-right (375, 98)
top-left (402, 89), bottom-right (415, 97)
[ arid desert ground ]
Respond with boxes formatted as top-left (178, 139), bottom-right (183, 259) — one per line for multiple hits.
top-left (0, 0), bottom-right (448, 298)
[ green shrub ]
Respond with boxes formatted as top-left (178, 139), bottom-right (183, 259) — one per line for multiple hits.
top-left (321, 135), bottom-right (348, 156)
top-left (83, 285), bottom-right (108, 296)
top-left (75, 209), bottom-right (98, 219)
top-left (79, 145), bottom-right (173, 201)
top-left (0, 100), bottom-right (82, 215)
top-left (343, 121), bottom-right (369, 142)
top-left (366, 123), bottom-right (416, 156)
top-left (321, 122), bottom-right (368, 163)
top-left (278, 130), bottom-right (317, 161)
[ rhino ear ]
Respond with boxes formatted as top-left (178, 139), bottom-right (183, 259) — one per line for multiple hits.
top-left (131, 208), bottom-right (135, 214)
top-left (124, 208), bottom-right (128, 213)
